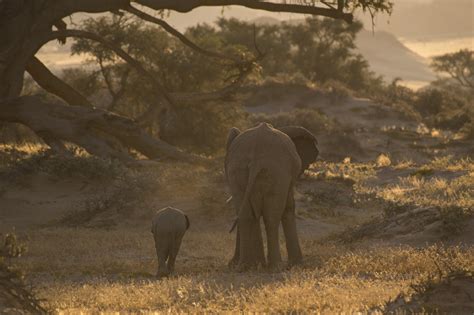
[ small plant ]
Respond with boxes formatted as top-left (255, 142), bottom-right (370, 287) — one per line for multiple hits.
top-left (375, 153), bottom-right (391, 167)
top-left (321, 80), bottom-right (352, 105)
top-left (0, 233), bottom-right (46, 313)
top-left (250, 107), bottom-right (337, 135)
top-left (384, 269), bottom-right (474, 314)
top-left (1, 149), bottom-right (129, 184)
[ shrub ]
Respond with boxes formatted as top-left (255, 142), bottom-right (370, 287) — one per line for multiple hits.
top-left (0, 233), bottom-right (45, 313)
top-left (159, 101), bottom-right (250, 155)
top-left (376, 153), bottom-right (391, 167)
top-left (0, 150), bottom-right (128, 183)
top-left (250, 107), bottom-right (337, 135)
top-left (414, 88), bottom-right (471, 131)
top-left (321, 80), bottom-right (352, 105)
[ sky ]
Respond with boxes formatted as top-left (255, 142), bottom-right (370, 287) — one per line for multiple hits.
top-left (153, 0), bottom-right (473, 38)
top-left (37, 0), bottom-right (473, 88)
top-left (137, 0), bottom-right (473, 57)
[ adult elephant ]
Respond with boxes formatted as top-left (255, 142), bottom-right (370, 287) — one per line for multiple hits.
top-left (225, 123), bottom-right (318, 270)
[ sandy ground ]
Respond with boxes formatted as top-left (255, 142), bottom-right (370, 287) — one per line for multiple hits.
top-left (1, 89), bottom-right (473, 313)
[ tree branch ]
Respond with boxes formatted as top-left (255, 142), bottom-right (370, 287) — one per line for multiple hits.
top-left (31, 28), bottom-right (177, 114)
top-left (127, 4), bottom-right (239, 63)
top-left (135, 0), bottom-right (353, 22)
top-left (108, 67), bottom-right (130, 110)
top-left (35, 28), bottom-right (255, 108)
top-left (126, 4), bottom-right (259, 102)
top-left (1, 96), bottom-right (209, 163)
top-left (25, 56), bottom-right (93, 107)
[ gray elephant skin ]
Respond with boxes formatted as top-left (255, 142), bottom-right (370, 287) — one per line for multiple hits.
top-left (225, 123), bottom-right (318, 270)
top-left (151, 206), bottom-right (190, 277)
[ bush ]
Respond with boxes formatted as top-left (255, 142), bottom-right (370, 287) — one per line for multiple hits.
top-left (250, 107), bottom-right (336, 135)
top-left (0, 233), bottom-right (45, 313)
top-left (321, 80), bottom-right (352, 105)
top-left (414, 88), bottom-right (471, 131)
top-left (159, 101), bottom-right (249, 155)
top-left (0, 150), bottom-right (128, 183)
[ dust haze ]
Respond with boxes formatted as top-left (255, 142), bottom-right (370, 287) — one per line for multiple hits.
top-left (1, 0), bottom-right (473, 313)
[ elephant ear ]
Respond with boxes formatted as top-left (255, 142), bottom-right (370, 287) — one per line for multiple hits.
top-left (278, 125), bottom-right (319, 174)
top-left (184, 214), bottom-right (190, 230)
top-left (226, 127), bottom-right (241, 152)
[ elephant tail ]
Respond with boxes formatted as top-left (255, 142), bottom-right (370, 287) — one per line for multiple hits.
top-left (238, 161), bottom-right (263, 220)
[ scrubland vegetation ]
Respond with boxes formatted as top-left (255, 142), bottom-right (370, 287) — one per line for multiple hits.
top-left (1, 144), bottom-right (473, 313)
top-left (1, 10), bottom-right (473, 315)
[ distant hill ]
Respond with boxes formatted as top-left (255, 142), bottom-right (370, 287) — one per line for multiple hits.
top-left (37, 14), bottom-right (437, 87)
top-left (253, 16), bottom-right (435, 86)
top-left (355, 29), bottom-right (435, 84)
top-left (358, 0), bottom-right (474, 40)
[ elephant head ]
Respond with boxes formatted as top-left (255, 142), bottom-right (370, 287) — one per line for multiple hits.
top-left (277, 125), bottom-right (319, 174)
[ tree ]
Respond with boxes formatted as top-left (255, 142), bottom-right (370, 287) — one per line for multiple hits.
top-left (0, 0), bottom-right (392, 163)
top-left (431, 49), bottom-right (474, 89)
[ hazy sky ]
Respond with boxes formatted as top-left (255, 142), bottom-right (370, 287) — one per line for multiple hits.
top-left (39, 0), bottom-right (472, 81)
top-left (153, 0), bottom-right (472, 39)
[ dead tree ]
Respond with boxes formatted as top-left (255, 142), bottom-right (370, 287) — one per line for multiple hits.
top-left (0, 0), bottom-right (389, 162)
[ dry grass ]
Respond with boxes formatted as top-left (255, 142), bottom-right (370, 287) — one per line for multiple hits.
top-left (353, 157), bottom-right (474, 211)
top-left (3, 152), bottom-right (473, 313)
top-left (371, 173), bottom-right (474, 210)
top-left (19, 227), bottom-right (473, 313)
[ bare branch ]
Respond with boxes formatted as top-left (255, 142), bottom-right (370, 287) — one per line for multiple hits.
top-left (1, 95), bottom-right (209, 164)
top-left (126, 5), bottom-right (239, 63)
top-left (97, 57), bottom-right (131, 109)
top-left (35, 28), bottom-right (256, 110)
top-left (135, 0), bottom-right (353, 22)
top-left (34, 28), bottom-right (176, 108)
top-left (126, 3), bottom-right (263, 104)
top-left (26, 56), bottom-right (93, 107)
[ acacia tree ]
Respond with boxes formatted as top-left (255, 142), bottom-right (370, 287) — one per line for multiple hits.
top-left (0, 0), bottom-right (391, 163)
top-left (431, 49), bottom-right (474, 90)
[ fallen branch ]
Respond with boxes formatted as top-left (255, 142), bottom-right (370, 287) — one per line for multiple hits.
top-left (0, 96), bottom-right (209, 163)
top-left (26, 57), bottom-right (92, 107)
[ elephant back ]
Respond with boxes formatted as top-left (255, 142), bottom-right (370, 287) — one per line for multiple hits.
top-left (225, 123), bottom-right (301, 177)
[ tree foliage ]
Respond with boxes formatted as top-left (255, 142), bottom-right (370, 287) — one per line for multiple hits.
top-left (65, 14), bottom-right (380, 152)
top-left (431, 49), bottom-right (474, 89)
top-left (0, 0), bottom-right (393, 161)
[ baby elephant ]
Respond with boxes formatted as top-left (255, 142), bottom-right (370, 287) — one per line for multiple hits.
top-left (151, 207), bottom-right (190, 277)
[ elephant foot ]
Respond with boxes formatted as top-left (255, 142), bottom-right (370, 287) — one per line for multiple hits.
top-left (227, 256), bottom-right (239, 270)
top-left (156, 269), bottom-right (170, 279)
top-left (232, 259), bottom-right (265, 272)
top-left (267, 261), bottom-right (284, 272)
top-left (287, 257), bottom-right (303, 269)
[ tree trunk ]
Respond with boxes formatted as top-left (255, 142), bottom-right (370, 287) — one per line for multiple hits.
top-left (0, 96), bottom-right (208, 163)
top-left (0, 0), bottom-right (356, 162)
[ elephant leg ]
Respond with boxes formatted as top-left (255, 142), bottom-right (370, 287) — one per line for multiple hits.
top-left (263, 215), bottom-right (282, 270)
top-left (238, 215), bottom-right (265, 270)
top-left (154, 237), bottom-right (170, 277)
top-left (254, 218), bottom-right (266, 266)
top-left (228, 225), bottom-right (240, 268)
top-left (262, 179), bottom-right (290, 270)
top-left (229, 192), bottom-right (244, 268)
top-left (282, 187), bottom-right (303, 266)
top-left (167, 235), bottom-right (183, 274)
